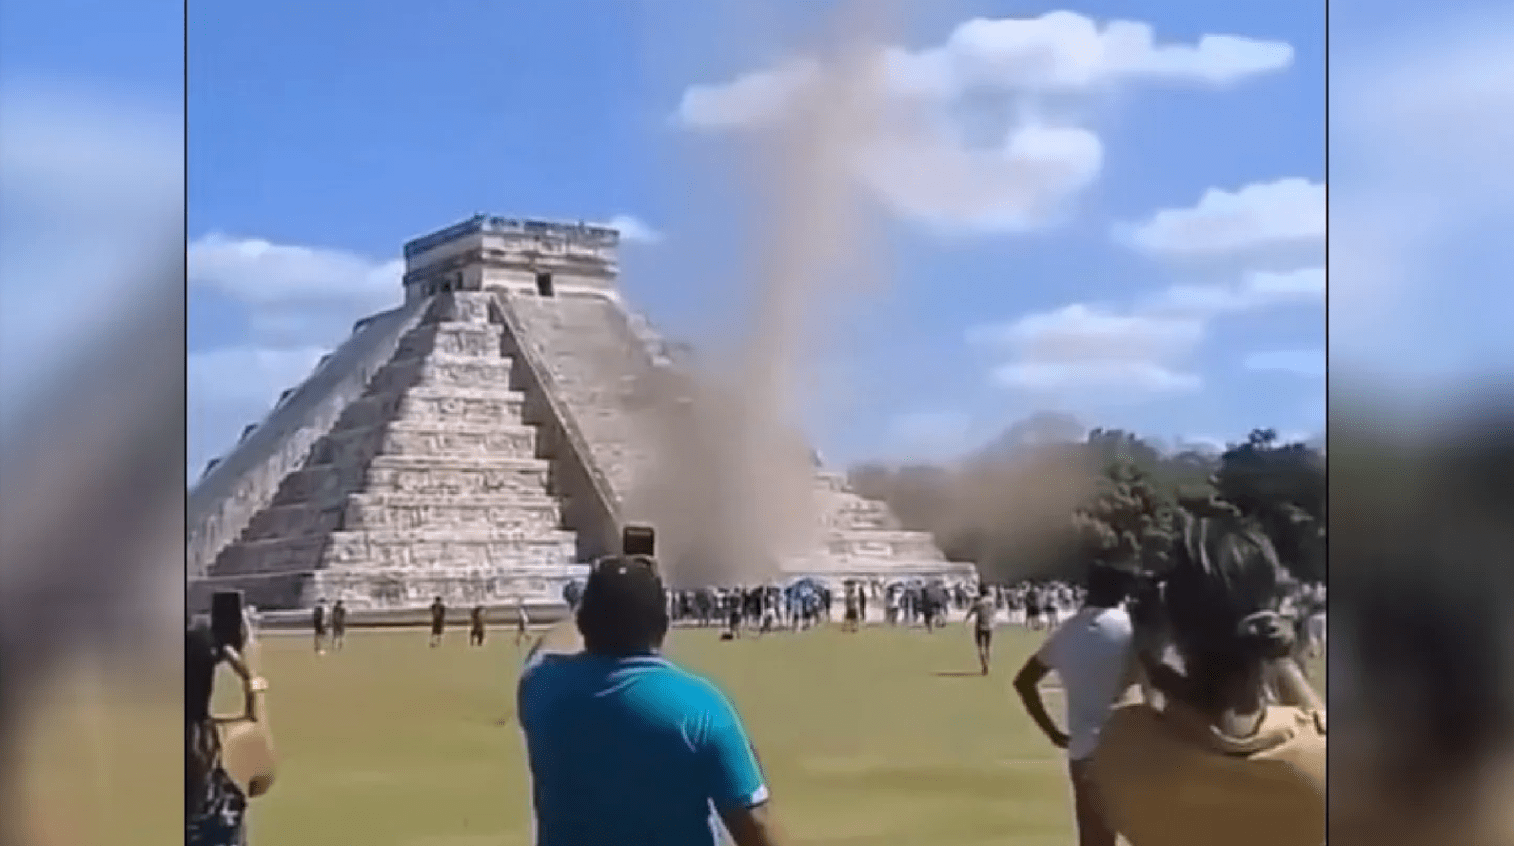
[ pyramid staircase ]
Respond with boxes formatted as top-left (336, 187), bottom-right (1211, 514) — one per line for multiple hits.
top-left (195, 293), bottom-right (585, 611)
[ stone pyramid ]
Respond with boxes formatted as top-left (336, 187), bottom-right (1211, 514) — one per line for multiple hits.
top-left (189, 291), bottom-right (594, 612)
top-left (187, 215), bottom-right (971, 614)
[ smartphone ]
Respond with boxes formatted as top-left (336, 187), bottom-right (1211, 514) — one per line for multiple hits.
top-left (622, 524), bottom-right (655, 557)
top-left (211, 590), bottom-right (247, 653)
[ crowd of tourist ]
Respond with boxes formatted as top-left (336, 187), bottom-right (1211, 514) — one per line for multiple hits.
top-left (189, 544), bottom-right (1328, 846)
top-left (651, 576), bottom-right (1325, 661)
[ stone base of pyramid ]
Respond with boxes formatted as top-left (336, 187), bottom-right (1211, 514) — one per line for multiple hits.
top-left (189, 562), bottom-right (590, 614)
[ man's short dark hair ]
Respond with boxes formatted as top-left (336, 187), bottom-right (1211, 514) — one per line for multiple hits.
top-left (1085, 563), bottom-right (1132, 607)
top-left (576, 555), bottom-right (669, 656)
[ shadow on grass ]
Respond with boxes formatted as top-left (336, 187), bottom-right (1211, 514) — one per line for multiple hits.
top-left (932, 671), bottom-right (985, 678)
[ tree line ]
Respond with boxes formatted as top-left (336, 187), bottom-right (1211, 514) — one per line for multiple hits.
top-left (848, 415), bottom-right (1325, 585)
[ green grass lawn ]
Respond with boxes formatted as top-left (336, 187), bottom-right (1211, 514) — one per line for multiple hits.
top-left (253, 626), bottom-right (1085, 846)
top-left (240, 625), bottom-right (1324, 846)
top-left (18, 623), bottom-right (1324, 846)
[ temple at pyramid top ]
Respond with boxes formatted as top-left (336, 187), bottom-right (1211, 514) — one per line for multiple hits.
top-left (401, 215), bottom-right (623, 303)
top-left (187, 214), bottom-right (972, 615)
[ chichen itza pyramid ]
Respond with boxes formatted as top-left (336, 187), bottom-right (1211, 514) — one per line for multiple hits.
top-left (187, 215), bottom-right (972, 614)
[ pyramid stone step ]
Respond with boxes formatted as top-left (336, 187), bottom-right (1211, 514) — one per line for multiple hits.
top-left (269, 465), bottom-right (368, 507)
top-left (358, 353), bottom-right (424, 394)
top-left (397, 322), bottom-right (503, 358)
top-left (403, 384), bottom-right (526, 402)
top-left (400, 389), bottom-right (528, 426)
top-left (322, 530), bottom-right (577, 569)
top-left (342, 493), bottom-right (563, 533)
top-left (368, 355), bottom-right (517, 395)
top-left (381, 422), bottom-right (540, 459)
top-left (241, 502), bottom-right (343, 542)
top-left (320, 421), bottom-right (539, 464)
top-left (343, 390), bottom-right (527, 429)
top-left (417, 356), bottom-right (516, 387)
top-left (363, 455), bottom-right (554, 496)
top-left (213, 535), bottom-right (330, 577)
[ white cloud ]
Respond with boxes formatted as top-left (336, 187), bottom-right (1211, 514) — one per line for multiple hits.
top-left (1118, 178), bottom-right (1325, 258)
top-left (604, 214), bottom-right (663, 244)
top-left (1243, 349), bottom-right (1326, 378)
top-left (678, 13), bottom-right (1294, 128)
top-left (190, 346), bottom-right (329, 408)
top-left (188, 234), bottom-right (404, 476)
top-left (188, 345), bottom-right (330, 478)
top-left (994, 360), bottom-right (1200, 393)
top-left (674, 12), bottom-right (1291, 234)
top-left (973, 303), bottom-right (1204, 395)
top-left (1152, 266), bottom-right (1325, 316)
top-left (856, 122), bottom-right (1102, 233)
top-left (189, 233), bottom-right (403, 310)
top-left (975, 303), bottom-right (1204, 360)
top-left (678, 60), bottom-right (818, 131)
top-left (971, 265), bottom-right (1322, 398)
top-left (885, 14), bottom-right (1292, 94)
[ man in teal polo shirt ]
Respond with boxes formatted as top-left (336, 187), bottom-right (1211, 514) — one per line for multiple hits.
top-left (518, 555), bottom-right (784, 846)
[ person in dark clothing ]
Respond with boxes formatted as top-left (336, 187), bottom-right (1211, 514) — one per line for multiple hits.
top-left (429, 596), bottom-right (446, 647)
top-left (469, 605), bottom-right (487, 647)
top-left (312, 600), bottom-right (328, 654)
top-left (330, 600), bottom-right (347, 651)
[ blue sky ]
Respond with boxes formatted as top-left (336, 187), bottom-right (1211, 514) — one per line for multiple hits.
top-left (1, 0), bottom-right (1508, 480)
top-left (182, 1), bottom-right (1326, 476)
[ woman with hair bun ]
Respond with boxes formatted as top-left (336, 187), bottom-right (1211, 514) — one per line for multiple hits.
top-left (1090, 514), bottom-right (1325, 846)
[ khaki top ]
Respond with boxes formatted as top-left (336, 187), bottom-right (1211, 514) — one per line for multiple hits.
top-left (1091, 702), bottom-right (1326, 846)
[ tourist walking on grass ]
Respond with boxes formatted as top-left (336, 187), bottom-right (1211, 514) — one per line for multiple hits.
top-left (429, 596), bottom-right (446, 647)
top-left (1013, 565), bottom-right (1137, 846)
top-left (330, 599), bottom-right (347, 651)
top-left (1090, 516), bottom-right (1325, 846)
top-left (311, 600), bottom-right (328, 654)
top-left (470, 604), bottom-right (487, 647)
top-left (518, 555), bottom-right (786, 846)
top-left (964, 586), bottom-right (998, 675)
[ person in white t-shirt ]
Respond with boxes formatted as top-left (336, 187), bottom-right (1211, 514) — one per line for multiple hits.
top-left (1013, 564), bottom-right (1137, 846)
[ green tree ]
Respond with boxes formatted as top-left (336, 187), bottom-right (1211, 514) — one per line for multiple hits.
top-left (1213, 429), bottom-right (1326, 581)
top-left (1076, 459), bottom-right (1179, 573)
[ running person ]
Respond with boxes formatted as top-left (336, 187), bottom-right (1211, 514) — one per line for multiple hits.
top-left (966, 587), bottom-right (998, 675)
top-left (843, 589), bottom-right (861, 633)
top-left (429, 596), bottom-right (446, 647)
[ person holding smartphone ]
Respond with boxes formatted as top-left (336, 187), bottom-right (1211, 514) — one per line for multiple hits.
top-left (186, 608), bottom-right (275, 846)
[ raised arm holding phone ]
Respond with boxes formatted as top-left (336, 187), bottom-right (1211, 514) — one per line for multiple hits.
top-left (187, 592), bottom-right (276, 846)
